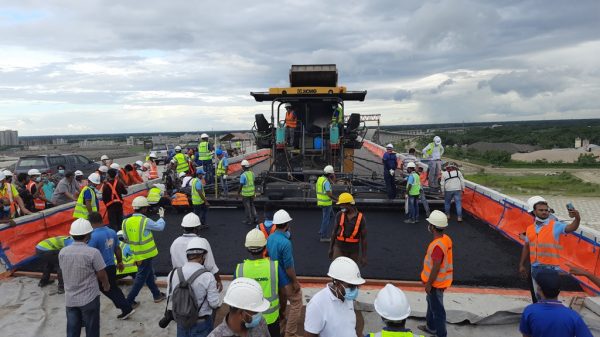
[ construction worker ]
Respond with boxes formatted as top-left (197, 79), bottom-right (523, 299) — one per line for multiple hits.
top-left (197, 133), bottom-right (214, 184)
top-left (35, 235), bottom-right (73, 293)
top-left (146, 152), bottom-right (160, 179)
top-left (170, 213), bottom-right (222, 290)
top-left (402, 148), bottom-right (418, 174)
top-left (173, 145), bottom-right (191, 175)
top-left (0, 171), bottom-right (32, 218)
top-left (519, 196), bottom-right (581, 303)
top-left (101, 154), bottom-right (113, 167)
top-left (102, 168), bottom-right (127, 231)
top-left (15, 173), bottom-right (35, 213)
top-left (51, 171), bottom-right (79, 206)
top-left (382, 144), bottom-right (398, 200)
top-left (122, 196), bottom-right (167, 306)
top-left (215, 149), bottom-right (229, 198)
top-left (368, 284), bottom-right (423, 337)
top-left (284, 103), bottom-right (297, 147)
top-left (404, 162), bottom-right (421, 223)
top-left (147, 183), bottom-right (170, 208)
top-left (441, 162), bottom-right (465, 222)
top-left (331, 104), bottom-right (343, 127)
top-left (74, 170), bottom-right (86, 187)
top-left (208, 278), bottom-right (271, 337)
top-left (422, 136), bottom-right (444, 188)
top-left (329, 193), bottom-right (367, 266)
top-left (418, 210), bottom-right (453, 337)
top-left (257, 202), bottom-right (276, 238)
top-left (115, 230), bottom-right (138, 278)
top-left (266, 209), bottom-right (302, 337)
top-left (73, 173), bottom-right (101, 220)
top-left (97, 165), bottom-right (109, 183)
top-left (317, 165), bottom-right (337, 242)
top-left (235, 229), bottom-right (283, 337)
top-left (134, 160), bottom-right (145, 180)
top-left (191, 168), bottom-right (210, 227)
top-left (239, 160), bottom-right (257, 225)
top-left (304, 256), bottom-right (366, 337)
top-left (26, 168), bottom-right (46, 211)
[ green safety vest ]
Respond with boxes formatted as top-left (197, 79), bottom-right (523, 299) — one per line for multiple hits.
top-left (147, 187), bottom-right (162, 204)
top-left (331, 106), bottom-right (344, 124)
top-left (241, 171), bottom-right (255, 197)
top-left (216, 158), bottom-right (226, 177)
top-left (174, 153), bottom-right (189, 173)
top-left (369, 330), bottom-right (424, 337)
top-left (190, 177), bottom-right (205, 205)
top-left (115, 241), bottom-right (138, 275)
top-left (407, 172), bottom-right (421, 196)
top-left (197, 141), bottom-right (212, 161)
top-left (424, 142), bottom-right (442, 158)
top-left (235, 258), bottom-right (279, 324)
top-left (316, 176), bottom-right (332, 206)
top-left (122, 215), bottom-right (158, 262)
top-left (73, 186), bottom-right (97, 219)
top-left (36, 236), bottom-right (70, 251)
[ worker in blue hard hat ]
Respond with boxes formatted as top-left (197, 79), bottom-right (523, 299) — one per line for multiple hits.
top-left (215, 148), bottom-right (229, 198)
top-left (191, 167), bottom-right (210, 227)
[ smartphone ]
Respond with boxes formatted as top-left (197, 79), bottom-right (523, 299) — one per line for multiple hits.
top-left (566, 203), bottom-right (575, 211)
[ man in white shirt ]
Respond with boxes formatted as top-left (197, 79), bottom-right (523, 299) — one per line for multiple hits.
top-left (304, 257), bottom-right (365, 337)
top-left (170, 212), bottom-right (223, 291)
top-left (441, 162), bottom-right (465, 222)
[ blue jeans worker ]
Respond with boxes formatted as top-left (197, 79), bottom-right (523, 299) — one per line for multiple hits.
top-left (382, 144), bottom-right (398, 200)
top-left (215, 150), bottom-right (229, 197)
top-left (316, 165), bottom-right (337, 242)
top-left (441, 163), bottom-right (465, 222)
top-left (404, 163), bottom-right (420, 223)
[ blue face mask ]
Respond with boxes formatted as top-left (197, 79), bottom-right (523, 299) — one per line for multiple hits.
top-left (58, 170), bottom-right (65, 175)
top-left (344, 286), bottom-right (359, 301)
top-left (244, 312), bottom-right (262, 328)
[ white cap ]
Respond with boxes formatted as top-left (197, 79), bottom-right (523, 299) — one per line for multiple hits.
top-left (74, 170), bottom-right (84, 176)
top-left (201, 133), bottom-right (209, 139)
top-left (132, 196), bottom-right (150, 209)
top-left (98, 165), bottom-right (109, 173)
top-left (426, 210), bottom-right (448, 228)
top-left (241, 160), bottom-right (250, 167)
top-left (527, 196), bottom-right (547, 212)
top-left (224, 277), bottom-right (271, 312)
top-left (386, 144), bottom-right (394, 149)
top-left (374, 284), bottom-right (411, 321)
top-left (88, 172), bottom-right (101, 184)
top-left (101, 155), bottom-right (110, 161)
top-left (149, 152), bottom-right (157, 158)
top-left (70, 218), bottom-right (93, 236)
top-left (0, 172), bottom-right (5, 181)
top-left (327, 256), bottom-right (365, 285)
top-left (178, 172), bottom-right (186, 178)
top-left (175, 145), bottom-right (182, 151)
top-left (434, 136), bottom-right (441, 145)
top-left (135, 160), bottom-right (144, 167)
top-left (324, 165), bottom-right (334, 174)
top-left (245, 229), bottom-right (267, 248)
top-left (186, 237), bottom-right (209, 253)
top-left (110, 163), bottom-right (120, 170)
top-left (272, 209), bottom-right (292, 225)
top-left (28, 168), bottom-right (41, 176)
top-left (2, 170), bottom-right (13, 177)
top-left (181, 212), bottom-right (202, 228)
top-left (406, 162), bottom-right (416, 169)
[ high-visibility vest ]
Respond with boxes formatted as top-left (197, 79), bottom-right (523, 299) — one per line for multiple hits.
top-left (316, 176), bottom-right (332, 206)
top-left (421, 234), bottom-right (453, 288)
top-left (36, 236), bottom-right (70, 251)
top-left (119, 168), bottom-right (131, 186)
top-left (26, 181), bottom-right (45, 210)
top-left (424, 143), bottom-right (442, 158)
top-left (128, 170), bottom-right (143, 185)
top-left (73, 186), bottom-right (97, 219)
top-left (235, 258), bottom-right (279, 324)
top-left (104, 179), bottom-right (123, 208)
top-left (336, 212), bottom-right (363, 243)
top-left (147, 161), bottom-right (159, 179)
top-left (526, 220), bottom-right (563, 266)
top-left (419, 172), bottom-right (429, 187)
top-left (0, 183), bottom-right (17, 218)
top-left (147, 187), bottom-right (162, 204)
top-left (258, 222), bottom-right (276, 238)
top-left (407, 172), bottom-right (421, 196)
top-left (285, 111), bottom-right (297, 128)
top-left (216, 158), bottom-right (227, 177)
top-left (190, 177), bottom-right (205, 205)
top-left (241, 171), bottom-right (255, 197)
top-left (174, 153), bottom-right (189, 173)
top-left (331, 106), bottom-right (343, 124)
top-left (122, 215), bottom-right (158, 262)
top-left (369, 330), bottom-right (424, 337)
top-left (115, 241), bottom-right (138, 275)
top-left (197, 141), bottom-right (212, 161)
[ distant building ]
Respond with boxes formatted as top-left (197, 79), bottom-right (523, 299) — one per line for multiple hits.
top-left (0, 130), bottom-right (18, 146)
top-left (126, 136), bottom-right (135, 146)
top-left (575, 137), bottom-right (582, 148)
top-left (79, 139), bottom-right (115, 148)
top-left (53, 138), bottom-right (68, 145)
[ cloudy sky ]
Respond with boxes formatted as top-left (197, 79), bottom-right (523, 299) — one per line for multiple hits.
top-left (1, 0), bottom-right (599, 136)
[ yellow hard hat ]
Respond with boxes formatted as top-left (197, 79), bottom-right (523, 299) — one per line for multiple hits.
top-left (336, 192), bottom-right (355, 205)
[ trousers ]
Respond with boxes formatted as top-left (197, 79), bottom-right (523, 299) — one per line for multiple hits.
top-left (66, 296), bottom-right (100, 337)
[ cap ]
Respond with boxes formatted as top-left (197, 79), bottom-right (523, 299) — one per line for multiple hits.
top-left (74, 170), bottom-right (84, 176)
top-left (98, 165), bottom-right (109, 173)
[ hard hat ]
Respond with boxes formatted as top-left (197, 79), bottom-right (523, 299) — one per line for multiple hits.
top-left (223, 277), bottom-right (270, 312)
top-left (284, 103), bottom-right (292, 108)
top-left (374, 284), bottom-right (411, 321)
top-left (74, 170), bottom-right (84, 176)
top-left (178, 172), bottom-right (186, 178)
top-left (153, 183), bottom-right (166, 192)
top-left (98, 165), bottom-right (109, 173)
top-left (175, 145), bottom-right (182, 151)
top-left (2, 170), bottom-right (13, 177)
top-left (181, 212), bottom-right (202, 228)
top-left (135, 160), bottom-right (144, 167)
top-left (69, 218), bottom-right (93, 236)
top-left (433, 136), bottom-right (442, 145)
top-left (336, 192), bottom-right (355, 205)
top-left (186, 237), bottom-right (209, 253)
top-left (245, 229), bottom-right (267, 248)
top-left (132, 196), bottom-right (150, 209)
top-left (216, 149), bottom-right (223, 156)
top-left (100, 155), bottom-right (110, 161)
top-left (28, 168), bottom-right (41, 176)
top-left (241, 160), bottom-right (250, 167)
top-left (406, 162), bottom-right (416, 169)
top-left (88, 172), bottom-right (101, 184)
top-left (117, 230), bottom-right (124, 237)
top-left (386, 144), bottom-right (394, 149)
top-left (110, 163), bottom-right (120, 170)
top-left (272, 209), bottom-right (292, 225)
top-left (200, 133), bottom-right (209, 139)
top-left (149, 152), bottom-right (157, 158)
top-left (324, 165), bottom-right (334, 174)
top-left (426, 210), bottom-right (448, 228)
top-left (327, 256), bottom-right (366, 285)
top-left (196, 168), bottom-right (205, 175)
top-left (527, 196), bottom-right (547, 212)
top-left (0, 172), bottom-right (5, 181)
top-left (143, 162), bottom-right (151, 169)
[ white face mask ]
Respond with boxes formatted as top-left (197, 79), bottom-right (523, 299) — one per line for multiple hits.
top-left (535, 216), bottom-right (547, 223)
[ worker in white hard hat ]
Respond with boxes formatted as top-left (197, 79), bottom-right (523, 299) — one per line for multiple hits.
top-left (317, 165), bottom-right (338, 242)
top-left (166, 237), bottom-right (222, 334)
top-left (26, 168), bottom-right (46, 211)
top-left (283, 103), bottom-right (298, 148)
top-left (173, 145), bottom-right (192, 175)
top-left (72, 172), bottom-right (101, 220)
top-left (197, 133), bottom-right (215, 184)
top-left (417, 210), bottom-right (452, 337)
top-left (170, 212), bottom-right (222, 290)
top-left (304, 256), bottom-right (366, 337)
top-left (329, 193), bottom-right (368, 266)
top-left (58, 218), bottom-right (109, 337)
top-left (383, 144), bottom-right (398, 200)
top-left (209, 277), bottom-right (271, 336)
top-left (239, 159), bottom-right (257, 225)
top-left (235, 229), bottom-right (284, 337)
top-left (74, 170), bottom-right (86, 189)
top-left (369, 284), bottom-right (422, 337)
top-left (101, 154), bottom-right (112, 167)
top-left (405, 162), bottom-right (421, 223)
top-left (519, 196), bottom-right (581, 304)
top-left (422, 136), bottom-right (444, 188)
top-left (122, 196), bottom-right (167, 306)
top-left (441, 161), bottom-right (465, 222)
top-left (146, 152), bottom-right (160, 179)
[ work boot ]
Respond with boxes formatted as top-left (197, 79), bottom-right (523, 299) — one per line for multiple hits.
top-left (417, 324), bottom-right (437, 336)
top-left (457, 216), bottom-right (463, 222)
top-left (154, 292), bottom-right (167, 303)
top-left (403, 219), bottom-right (415, 224)
top-left (38, 279), bottom-right (54, 287)
top-left (117, 309), bottom-right (136, 320)
top-left (319, 238), bottom-right (331, 243)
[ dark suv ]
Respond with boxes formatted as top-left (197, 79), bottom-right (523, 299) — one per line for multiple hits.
top-left (15, 154), bottom-right (100, 176)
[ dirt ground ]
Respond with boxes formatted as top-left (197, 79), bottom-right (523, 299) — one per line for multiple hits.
top-left (512, 148), bottom-right (600, 163)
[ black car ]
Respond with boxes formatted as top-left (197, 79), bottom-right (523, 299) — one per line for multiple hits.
top-left (15, 154), bottom-right (100, 176)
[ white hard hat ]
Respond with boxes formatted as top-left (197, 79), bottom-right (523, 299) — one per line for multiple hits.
top-left (28, 168), bottom-right (41, 176)
top-left (241, 160), bottom-right (250, 167)
top-left (153, 183), bottom-right (166, 193)
top-left (327, 256), bottom-right (365, 285)
top-left (223, 277), bottom-right (271, 312)
top-left (2, 170), bottom-right (13, 177)
top-left (181, 212), bottom-right (202, 228)
top-left (117, 230), bottom-right (124, 237)
top-left (175, 145), bottom-right (182, 151)
top-left (426, 210), bottom-right (448, 228)
top-left (0, 172), bottom-right (5, 181)
top-left (406, 162), bottom-right (416, 169)
top-left (88, 172), bottom-right (101, 184)
top-left (110, 163), bottom-right (120, 170)
top-left (200, 133), bottom-right (209, 139)
top-left (186, 237), bottom-right (209, 253)
top-left (135, 160), bottom-right (144, 167)
top-left (149, 152), bottom-right (157, 158)
top-left (132, 196), bottom-right (150, 209)
top-left (374, 284), bottom-right (411, 321)
top-left (386, 144), bottom-right (394, 149)
top-left (527, 196), bottom-right (547, 212)
top-left (69, 218), bottom-right (93, 236)
top-left (178, 172), bottom-right (186, 178)
top-left (272, 209), bottom-right (292, 225)
top-left (433, 136), bottom-right (442, 145)
top-left (245, 229), bottom-right (267, 248)
top-left (98, 165), bottom-right (109, 173)
top-left (100, 155), bottom-right (110, 161)
top-left (284, 103), bottom-right (292, 108)
top-left (143, 162), bottom-right (151, 169)
top-left (74, 170), bottom-right (84, 176)
top-left (324, 165), bottom-right (334, 174)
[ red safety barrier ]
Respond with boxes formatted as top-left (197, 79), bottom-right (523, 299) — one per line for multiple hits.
top-left (228, 149), bottom-right (271, 173)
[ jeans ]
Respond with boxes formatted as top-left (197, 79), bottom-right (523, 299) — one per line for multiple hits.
top-left (66, 295), bottom-right (100, 337)
top-left (107, 204), bottom-right (124, 232)
top-left (444, 190), bottom-right (462, 218)
top-left (219, 175), bottom-right (228, 196)
top-left (286, 127), bottom-right (295, 147)
top-left (36, 248), bottom-right (63, 288)
top-left (201, 160), bottom-right (214, 184)
top-left (176, 316), bottom-right (213, 337)
top-left (425, 288), bottom-right (446, 337)
top-left (242, 196), bottom-right (257, 224)
top-left (419, 189), bottom-right (431, 217)
top-left (383, 171), bottom-right (397, 199)
top-left (193, 204), bottom-right (208, 226)
top-left (408, 195), bottom-right (419, 221)
top-left (268, 321), bottom-right (281, 337)
top-left (101, 265), bottom-right (133, 313)
top-left (319, 205), bottom-right (334, 239)
top-left (428, 160), bottom-right (442, 188)
top-left (126, 258), bottom-right (161, 304)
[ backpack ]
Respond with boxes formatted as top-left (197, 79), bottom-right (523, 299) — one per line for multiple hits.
top-left (167, 267), bottom-right (210, 328)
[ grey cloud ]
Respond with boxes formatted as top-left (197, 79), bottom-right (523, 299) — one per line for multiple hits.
top-left (479, 70), bottom-right (570, 98)
top-left (393, 89), bottom-right (412, 101)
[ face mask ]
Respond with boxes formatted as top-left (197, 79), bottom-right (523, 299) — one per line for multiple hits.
top-left (341, 208), bottom-right (347, 213)
top-left (58, 170), bottom-right (65, 175)
top-left (535, 216), bottom-right (546, 223)
top-left (344, 286), bottom-right (359, 301)
top-left (35, 177), bottom-right (41, 182)
top-left (244, 312), bottom-right (262, 328)
top-left (3, 206), bottom-right (9, 212)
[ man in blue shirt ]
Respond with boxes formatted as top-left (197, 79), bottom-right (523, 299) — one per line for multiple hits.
top-left (87, 212), bottom-right (135, 320)
top-left (520, 269), bottom-right (592, 337)
top-left (382, 144), bottom-right (398, 200)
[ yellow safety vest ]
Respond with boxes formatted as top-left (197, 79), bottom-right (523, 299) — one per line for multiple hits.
top-left (369, 330), bottom-right (424, 337)
top-left (235, 258), bottom-right (279, 324)
top-left (407, 172), bottom-right (421, 196)
top-left (241, 171), bottom-right (255, 197)
top-left (316, 176), bottom-right (332, 206)
top-left (73, 186), bottom-right (97, 219)
top-left (115, 241), bottom-right (138, 275)
top-left (174, 153), bottom-right (189, 173)
top-left (147, 187), bottom-right (162, 204)
top-left (122, 215), bottom-right (158, 262)
top-left (36, 236), bottom-right (71, 251)
top-left (197, 141), bottom-right (212, 161)
top-left (216, 158), bottom-right (226, 177)
top-left (190, 177), bottom-right (205, 205)
top-left (424, 142), bottom-right (442, 158)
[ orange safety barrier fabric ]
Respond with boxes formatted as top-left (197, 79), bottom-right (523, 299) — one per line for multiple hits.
top-left (228, 149), bottom-right (271, 174)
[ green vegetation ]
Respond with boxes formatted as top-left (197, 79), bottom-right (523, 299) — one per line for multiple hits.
top-left (443, 147), bottom-right (600, 168)
top-left (466, 172), bottom-right (600, 197)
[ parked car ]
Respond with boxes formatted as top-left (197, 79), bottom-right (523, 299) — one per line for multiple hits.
top-left (150, 144), bottom-right (174, 164)
top-left (15, 154), bottom-right (100, 176)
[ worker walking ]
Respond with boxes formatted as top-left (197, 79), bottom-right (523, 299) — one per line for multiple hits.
top-left (382, 144), bottom-right (398, 200)
top-left (191, 168), bottom-right (210, 227)
top-left (405, 162), bottom-right (421, 223)
top-left (317, 165), bottom-right (337, 242)
top-left (329, 193), bottom-right (367, 266)
top-left (35, 235), bottom-right (73, 293)
top-left (441, 162), bottom-right (465, 222)
top-left (173, 145), bottom-right (191, 175)
top-left (421, 136), bottom-right (444, 188)
top-left (284, 103), bottom-right (297, 147)
top-left (304, 256), bottom-right (366, 337)
top-left (102, 168), bottom-right (127, 231)
top-left (215, 149), bottom-right (229, 198)
top-left (197, 134), bottom-right (214, 184)
top-left (369, 284), bottom-right (423, 337)
top-left (418, 210), bottom-right (452, 337)
top-left (239, 160), bottom-right (257, 225)
top-left (235, 229), bottom-right (283, 337)
top-left (73, 173), bottom-right (101, 220)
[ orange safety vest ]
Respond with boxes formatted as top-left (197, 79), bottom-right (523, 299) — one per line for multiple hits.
top-left (421, 234), bottom-right (453, 288)
top-left (258, 222), bottom-right (276, 238)
top-left (285, 111), bottom-right (297, 128)
top-left (148, 162), bottom-right (159, 179)
top-left (26, 181), bottom-right (45, 210)
top-left (526, 220), bottom-right (562, 266)
top-left (336, 212), bottom-right (363, 243)
top-left (104, 179), bottom-right (123, 208)
top-left (419, 172), bottom-right (429, 187)
top-left (128, 170), bottom-right (143, 185)
top-left (119, 169), bottom-right (132, 186)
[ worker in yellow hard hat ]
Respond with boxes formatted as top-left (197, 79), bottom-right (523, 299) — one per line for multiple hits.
top-left (328, 193), bottom-right (367, 266)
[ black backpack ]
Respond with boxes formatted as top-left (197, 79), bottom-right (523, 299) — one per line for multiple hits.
top-left (167, 267), bottom-right (210, 328)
